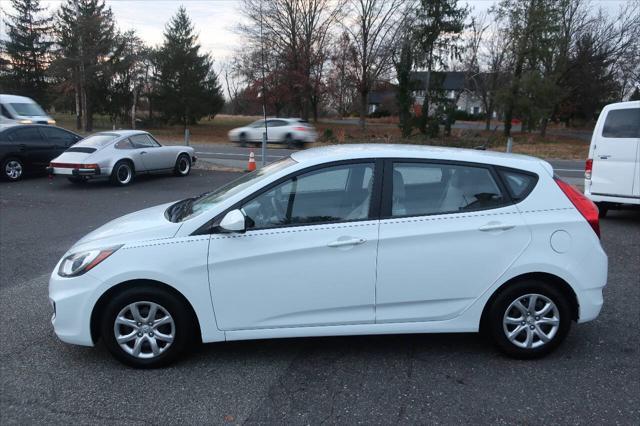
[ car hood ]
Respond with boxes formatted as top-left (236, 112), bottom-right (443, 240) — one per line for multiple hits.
top-left (70, 202), bottom-right (182, 253)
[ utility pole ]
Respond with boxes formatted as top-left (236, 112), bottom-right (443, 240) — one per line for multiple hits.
top-left (259, 0), bottom-right (268, 167)
top-left (75, 1), bottom-right (87, 132)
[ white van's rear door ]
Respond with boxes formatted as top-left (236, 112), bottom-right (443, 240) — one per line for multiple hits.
top-left (590, 106), bottom-right (640, 198)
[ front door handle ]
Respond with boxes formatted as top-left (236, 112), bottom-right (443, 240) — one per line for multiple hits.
top-left (140, 151), bottom-right (147, 155)
top-left (479, 222), bottom-right (515, 232)
top-left (598, 155), bottom-right (610, 160)
top-left (327, 238), bottom-right (366, 248)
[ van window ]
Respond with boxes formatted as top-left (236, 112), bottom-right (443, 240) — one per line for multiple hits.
top-left (602, 108), bottom-right (640, 138)
top-left (9, 103), bottom-right (46, 116)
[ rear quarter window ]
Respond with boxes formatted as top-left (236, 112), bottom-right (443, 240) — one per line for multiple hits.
top-left (602, 108), bottom-right (640, 138)
top-left (498, 169), bottom-right (538, 201)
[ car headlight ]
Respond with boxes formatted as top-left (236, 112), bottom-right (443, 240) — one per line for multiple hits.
top-left (47, 119), bottom-right (56, 125)
top-left (58, 245), bottom-right (123, 277)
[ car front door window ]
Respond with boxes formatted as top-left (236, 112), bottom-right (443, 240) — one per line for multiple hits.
top-left (241, 162), bottom-right (375, 229)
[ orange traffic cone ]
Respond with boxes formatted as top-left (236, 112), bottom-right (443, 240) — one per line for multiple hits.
top-left (247, 150), bottom-right (256, 172)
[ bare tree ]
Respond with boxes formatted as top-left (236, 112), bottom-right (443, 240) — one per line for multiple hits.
top-left (342, 0), bottom-right (408, 130)
top-left (239, 0), bottom-right (344, 120)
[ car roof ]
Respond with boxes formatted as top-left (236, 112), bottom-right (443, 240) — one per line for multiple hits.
top-left (291, 144), bottom-right (548, 172)
top-left (0, 124), bottom-right (77, 133)
top-left (95, 130), bottom-right (148, 138)
top-left (602, 100), bottom-right (640, 111)
top-left (0, 94), bottom-right (36, 103)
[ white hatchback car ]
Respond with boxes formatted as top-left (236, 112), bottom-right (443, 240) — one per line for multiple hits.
top-left (228, 118), bottom-right (317, 148)
top-left (49, 145), bottom-right (607, 368)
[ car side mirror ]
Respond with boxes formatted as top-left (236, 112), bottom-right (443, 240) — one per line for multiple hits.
top-left (219, 209), bottom-right (246, 233)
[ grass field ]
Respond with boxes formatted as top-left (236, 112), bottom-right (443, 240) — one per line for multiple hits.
top-left (52, 113), bottom-right (589, 160)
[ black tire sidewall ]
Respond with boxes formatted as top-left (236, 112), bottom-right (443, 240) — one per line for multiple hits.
top-left (2, 157), bottom-right (24, 181)
top-left (488, 280), bottom-right (572, 359)
top-left (111, 160), bottom-right (134, 186)
top-left (100, 285), bottom-right (193, 368)
top-left (174, 154), bottom-right (191, 176)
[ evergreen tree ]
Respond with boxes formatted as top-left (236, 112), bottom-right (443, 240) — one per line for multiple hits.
top-left (155, 7), bottom-right (224, 126)
top-left (56, 0), bottom-right (117, 131)
top-left (2, 0), bottom-right (53, 104)
top-left (413, 0), bottom-right (468, 135)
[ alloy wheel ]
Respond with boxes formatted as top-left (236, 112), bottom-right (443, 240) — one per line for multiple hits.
top-left (113, 301), bottom-right (175, 359)
top-left (5, 160), bottom-right (23, 180)
top-left (117, 164), bottom-right (132, 184)
top-left (502, 293), bottom-right (560, 349)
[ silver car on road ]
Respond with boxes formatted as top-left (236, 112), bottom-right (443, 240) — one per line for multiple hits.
top-left (48, 130), bottom-right (196, 185)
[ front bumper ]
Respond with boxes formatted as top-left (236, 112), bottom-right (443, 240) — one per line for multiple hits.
top-left (49, 270), bottom-right (102, 346)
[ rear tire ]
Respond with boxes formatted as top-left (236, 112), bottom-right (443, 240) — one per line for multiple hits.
top-left (2, 157), bottom-right (24, 181)
top-left (596, 202), bottom-right (609, 218)
top-left (486, 279), bottom-right (572, 359)
top-left (110, 160), bottom-right (134, 186)
top-left (285, 134), bottom-right (294, 149)
top-left (173, 154), bottom-right (191, 177)
top-left (239, 133), bottom-right (247, 147)
top-left (100, 285), bottom-right (194, 369)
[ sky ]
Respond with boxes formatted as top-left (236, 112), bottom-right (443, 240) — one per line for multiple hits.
top-left (0, 0), bottom-right (632, 64)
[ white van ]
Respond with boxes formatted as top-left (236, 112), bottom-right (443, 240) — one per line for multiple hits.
top-left (585, 100), bottom-right (640, 216)
top-left (0, 94), bottom-right (56, 125)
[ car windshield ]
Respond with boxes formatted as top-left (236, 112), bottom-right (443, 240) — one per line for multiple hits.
top-left (10, 103), bottom-right (46, 116)
top-left (167, 157), bottom-right (297, 222)
top-left (75, 133), bottom-right (118, 148)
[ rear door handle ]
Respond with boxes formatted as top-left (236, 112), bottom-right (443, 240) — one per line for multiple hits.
top-left (479, 222), bottom-right (515, 232)
top-left (327, 238), bottom-right (366, 248)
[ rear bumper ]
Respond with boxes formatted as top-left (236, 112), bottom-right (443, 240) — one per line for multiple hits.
top-left (584, 185), bottom-right (640, 205)
top-left (47, 166), bottom-right (103, 177)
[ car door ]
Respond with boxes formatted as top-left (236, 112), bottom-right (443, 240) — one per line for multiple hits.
top-left (7, 127), bottom-right (52, 169)
top-left (375, 160), bottom-right (531, 323)
top-left (590, 107), bottom-right (640, 198)
top-left (267, 119), bottom-right (286, 142)
top-left (208, 160), bottom-right (380, 330)
top-left (130, 134), bottom-right (171, 171)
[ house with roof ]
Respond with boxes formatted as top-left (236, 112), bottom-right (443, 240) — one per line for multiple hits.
top-left (410, 71), bottom-right (486, 116)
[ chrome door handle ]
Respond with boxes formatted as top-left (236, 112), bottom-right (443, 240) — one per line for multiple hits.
top-left (327, 238), bottom-right (366, 248)
top-left (479, 223), bottom-right (515, 232)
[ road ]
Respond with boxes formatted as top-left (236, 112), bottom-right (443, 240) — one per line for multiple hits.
top-left (1, 171), bottom-right (638, 424)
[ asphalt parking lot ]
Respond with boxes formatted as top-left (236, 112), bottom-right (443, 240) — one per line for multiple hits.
top-left (1, 169), bottom-right (639, 424)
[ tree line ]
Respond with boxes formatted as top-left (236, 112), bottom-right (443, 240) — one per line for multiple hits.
top-left (2, 0), bottom-right (639, 137)
top-left (227, 0), bottom-right (639, 136)
top-left (1, 0), bottom-right (224, 131)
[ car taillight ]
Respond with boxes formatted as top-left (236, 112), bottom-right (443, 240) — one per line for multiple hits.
top-left (293, 126), bottom-right (308, 131)
top-left (554, 177), bottom-right (600, 238)
top-left (585, 158), bottom-right (593, 180)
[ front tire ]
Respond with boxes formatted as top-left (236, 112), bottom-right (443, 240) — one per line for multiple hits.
top-left (110, 160), bottom-right (134, 186)
top-left (486, 280), bottom-right (572, 359)
top-left (174, 154), bottom-right (191, 177)
top-left (285, 134), bottom-right (294, 149)
top-left (2, 157), bottom-right (24, 181)
top-left (100, 285), bottom-right (194, 368)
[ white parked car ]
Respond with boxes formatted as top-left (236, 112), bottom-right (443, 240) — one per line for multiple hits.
top-left (228, 118), bottom-right (317, 148)
top-left (0, 94), bottom-right (56, 125)
top-left (47, 130), bottom-right (196, 185)
top-left (49, 144), bottom-right (607, 368)
top-left (584, 100), bottom-right (640, 216)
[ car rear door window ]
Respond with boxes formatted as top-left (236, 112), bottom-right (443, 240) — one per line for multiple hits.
top-left (391, 162), bottom-right (506, 217)
top-left (8, 127), bottom-right (43, 144)
top-left (40, 127), bottom-right (78, 147)
top-left (241, 162), bottom-right (375, 229)
top-left (602, 108), bottom-right (640, 138)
